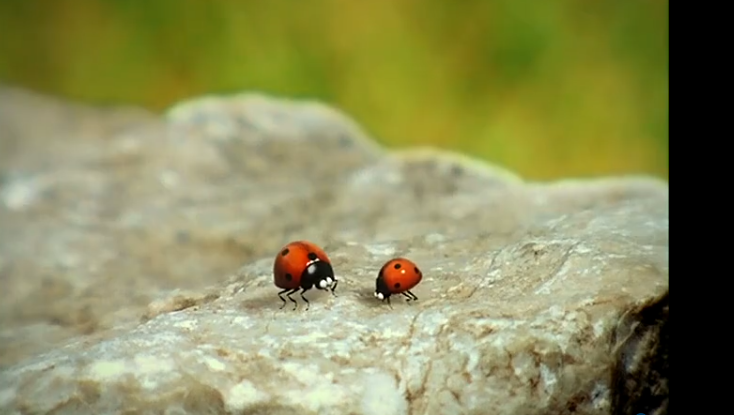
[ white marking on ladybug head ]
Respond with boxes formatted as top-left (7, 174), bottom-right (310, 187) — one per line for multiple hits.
top-left (375, 292), bottom-right (384, 300)
top-left (307, 264), bottom-right (317, 275)
top-left (318, 279), bottom-right (328, 289)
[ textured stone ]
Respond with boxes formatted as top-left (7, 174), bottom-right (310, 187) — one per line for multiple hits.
top-left (0, 86), bottom-right (669, 415)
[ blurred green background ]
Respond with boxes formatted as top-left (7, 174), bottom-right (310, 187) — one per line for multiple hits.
top-left (0, 0), bottom-right (668, 181)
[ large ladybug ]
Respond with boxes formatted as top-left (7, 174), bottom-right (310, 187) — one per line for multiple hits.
top-left (273, 240), bottom-right (337, 310)
top-left (374, 257), bottom-right (423, 307)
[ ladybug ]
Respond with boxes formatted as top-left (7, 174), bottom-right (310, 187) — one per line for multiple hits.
top-left (273, 240), bottom-right (337, 310)
top-left (374, 257), bottom-right (423, 307)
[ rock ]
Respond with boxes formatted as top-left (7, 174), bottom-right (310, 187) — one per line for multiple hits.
top-left (0, 86), bottom-right (669, 415)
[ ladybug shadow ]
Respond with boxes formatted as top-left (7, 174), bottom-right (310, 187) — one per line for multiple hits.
top-left (238, 289), bottom-right (335, 312)
top-left (353, 289), bottom-right (417, 309)
top-left (236, 287), bottom-right (417, 311)
top-left (239, 294), bottom-right (285, 311)
top-left (353, 290), bottom-right (381, 307)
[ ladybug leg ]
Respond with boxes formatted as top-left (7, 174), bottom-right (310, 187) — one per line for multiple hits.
top-left (330, 280), bottom-right (338, 296)
top-left (285, 288), bottom-right (299, 310)
top-left (278, 288), bottom-right (291, 309)
top-left (385, 296), bottom-right (393, 309)
top-left (407, 291), bottom-right (418, 302)
top-left (402, 291), bottom-right (418, 303)
top-left (299, 287), bottom-right (312, 311)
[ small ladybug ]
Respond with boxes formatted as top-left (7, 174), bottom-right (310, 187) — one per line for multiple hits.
top-left (374, 257), bottom-right (423, 307)
top-left (273, 240), bottom-right (337, 310)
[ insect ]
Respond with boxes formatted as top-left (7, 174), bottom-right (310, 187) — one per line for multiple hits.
top-left (273, 240), bottom-right (337, 310)
top-left (374, 257), bottom-right (423, 307)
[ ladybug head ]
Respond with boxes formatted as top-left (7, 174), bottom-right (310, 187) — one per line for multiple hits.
top-left (374, 273), bottom-right (391, 301)
top-left (302, 258), bottom-right (336, 291)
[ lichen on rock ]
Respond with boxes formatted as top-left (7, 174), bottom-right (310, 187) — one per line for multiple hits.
top-left (0, 86), bottom-right (668, 415)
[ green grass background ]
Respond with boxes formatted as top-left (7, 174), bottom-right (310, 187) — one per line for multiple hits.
top-left (0, 0), bottom-right (668, 181)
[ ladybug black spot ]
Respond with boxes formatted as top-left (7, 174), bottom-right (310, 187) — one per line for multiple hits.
top-left (281, 248), bottom-right (290, 256)
top-left (307, 252), bottom-right (318, 261)
top-left (285, 273), bottom-right (293, 281)
top-left (394, 263), bottom-right (402, 270)
top-left (394, 282), bottom-right (401, 289)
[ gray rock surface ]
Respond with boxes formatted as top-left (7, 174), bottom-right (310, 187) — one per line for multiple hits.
top-left (0, 86), bottom-right (669, 415)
